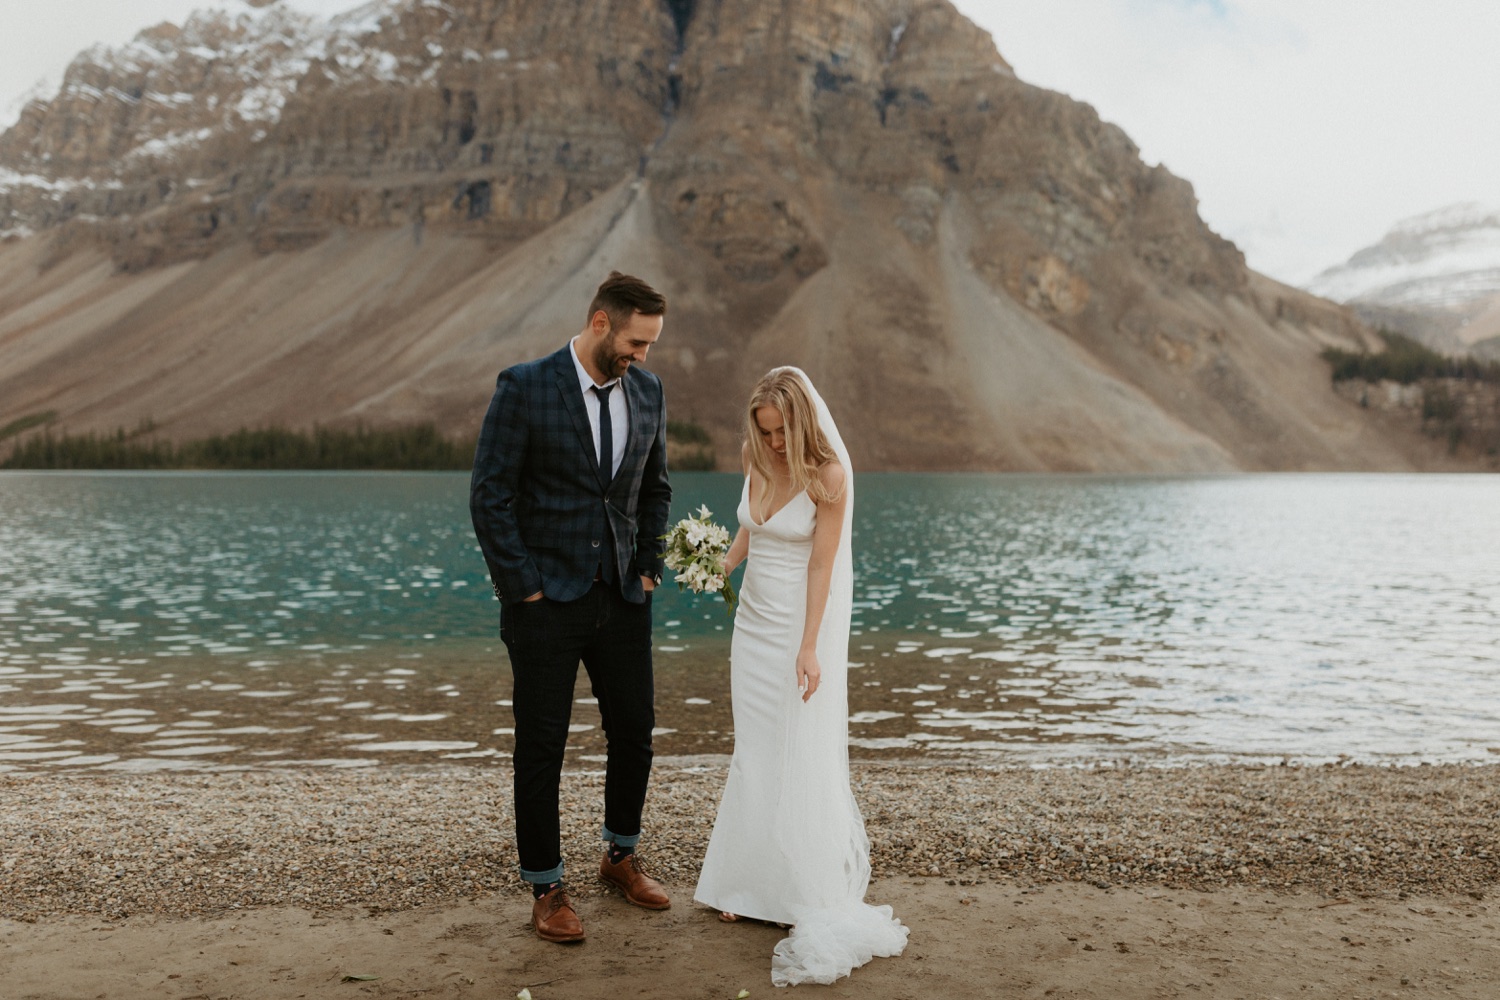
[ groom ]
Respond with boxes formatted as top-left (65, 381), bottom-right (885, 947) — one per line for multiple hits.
top-left (470, 271), bottom-right (673, 942)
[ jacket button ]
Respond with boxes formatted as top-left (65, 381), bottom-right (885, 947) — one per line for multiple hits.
top-left (591, 540), bottom-right (600, 548)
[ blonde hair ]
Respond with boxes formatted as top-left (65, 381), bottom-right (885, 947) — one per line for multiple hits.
top-left (745, 368), bottom-right (843, 521)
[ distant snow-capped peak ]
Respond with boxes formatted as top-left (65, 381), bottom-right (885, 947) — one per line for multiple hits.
top-left (1307, 202), bottom-right (1500, 310)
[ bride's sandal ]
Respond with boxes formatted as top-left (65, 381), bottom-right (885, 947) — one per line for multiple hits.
top-left (719, 911), bottom-right (742, 923)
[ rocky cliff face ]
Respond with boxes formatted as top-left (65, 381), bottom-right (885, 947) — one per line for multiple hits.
top-left (0, 0), bottom-right (1468, 471)
top-left (1308, 203), bottom-right (1500, 361)
top-left (1, 0), bottom-right (677, 264)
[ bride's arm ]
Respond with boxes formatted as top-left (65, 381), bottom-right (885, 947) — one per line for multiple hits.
top-left (796, 461), bottom-right (848, 702)
top-left (726, 526), bottom-right (749, 574)
top-left (726, 441), bottom-right (751, 575)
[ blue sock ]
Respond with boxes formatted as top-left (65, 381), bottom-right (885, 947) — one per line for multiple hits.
top-left (607, 843), bottom-right (633, 864)
top-left (532, 879), bottom-right (561, 900)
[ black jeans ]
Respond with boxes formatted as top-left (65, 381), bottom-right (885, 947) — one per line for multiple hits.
top-left (500, 581), bottom-right (655, 882)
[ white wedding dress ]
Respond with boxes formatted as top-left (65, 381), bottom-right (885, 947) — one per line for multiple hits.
top-left (693, 369), bottom-right (908, 987)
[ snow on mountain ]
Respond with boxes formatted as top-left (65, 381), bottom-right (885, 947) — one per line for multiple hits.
top-left (1, 0), bottom-right (409, 181)
top-left (0, 0), bottom-right (493, 247)
top-left (1307, 202), bottom-right (1500, 311)
top-left (89, 0), bottom-right (403, 128)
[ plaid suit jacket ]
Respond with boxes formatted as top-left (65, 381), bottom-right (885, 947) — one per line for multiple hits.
top-left (470, 344), bottom-right (671, 606)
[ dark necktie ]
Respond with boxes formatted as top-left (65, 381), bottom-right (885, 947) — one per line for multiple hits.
top-left (595, 383), bottom-right (615, 487)
top-left (595, 382), bottom-right (617, 586)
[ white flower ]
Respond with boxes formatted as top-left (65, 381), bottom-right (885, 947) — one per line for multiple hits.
top-left (658, 508), bottom-right (737, 614)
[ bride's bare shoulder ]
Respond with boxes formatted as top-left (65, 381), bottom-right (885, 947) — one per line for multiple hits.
top-left (816, 460), bottom-right (846, 495)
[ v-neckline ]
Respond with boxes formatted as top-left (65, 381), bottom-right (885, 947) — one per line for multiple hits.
top-left (748, 475), bottom-right (808, 527)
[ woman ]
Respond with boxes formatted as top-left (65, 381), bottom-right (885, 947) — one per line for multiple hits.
top-left (694, 367), bottom-right (909, 986)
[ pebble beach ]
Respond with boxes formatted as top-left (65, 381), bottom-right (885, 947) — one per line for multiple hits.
top-left (3, 760), bottom-right (1498, 998)
top-left (3, 760), bottom-right (1495, 921)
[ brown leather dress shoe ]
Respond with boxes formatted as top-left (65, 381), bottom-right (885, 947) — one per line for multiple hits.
top-left (531, 886), bottom-right (585, 942)
top-left (599, 853), bottom-right (671, 910)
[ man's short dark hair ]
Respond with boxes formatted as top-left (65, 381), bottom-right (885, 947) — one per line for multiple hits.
top-left (589, 271), bottom-right (666, 330)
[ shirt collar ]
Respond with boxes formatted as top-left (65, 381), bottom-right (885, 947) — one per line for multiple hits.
top-left (570, 336), bottom-right (620, 394)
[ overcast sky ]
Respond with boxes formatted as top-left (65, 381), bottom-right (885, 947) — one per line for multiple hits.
top-left (4, 0), bottom-right (1499, 286)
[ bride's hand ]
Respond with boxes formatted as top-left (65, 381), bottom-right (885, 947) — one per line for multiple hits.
top-left (796, 649), bottom-right (821, 702)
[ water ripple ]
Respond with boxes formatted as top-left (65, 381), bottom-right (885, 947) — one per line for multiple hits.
top-left (0, 471), bottom-right (1497, 769)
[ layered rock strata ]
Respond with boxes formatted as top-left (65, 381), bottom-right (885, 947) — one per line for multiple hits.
top-left (0, 0), bottom-right (1468, 470)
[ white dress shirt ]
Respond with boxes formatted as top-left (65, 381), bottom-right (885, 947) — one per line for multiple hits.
top-left (570, 336), bottom-right (628, 478)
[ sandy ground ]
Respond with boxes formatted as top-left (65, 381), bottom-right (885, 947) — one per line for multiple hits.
top-left (2, 762), bottom-right (1496, 998)
top-left (4, 879), bottom-right (1498, 999)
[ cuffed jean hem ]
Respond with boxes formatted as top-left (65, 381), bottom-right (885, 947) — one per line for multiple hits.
top-left (520, 862), bottom-right (565, 885)
top-left (600, 825), bottom-right (641, 849)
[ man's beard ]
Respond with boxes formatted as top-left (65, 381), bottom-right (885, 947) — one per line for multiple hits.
top-left (592, 336), bottom-right (628, 379)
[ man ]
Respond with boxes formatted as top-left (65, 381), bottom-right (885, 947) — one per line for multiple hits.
top-left (470, 271), bottom-right (673, 943)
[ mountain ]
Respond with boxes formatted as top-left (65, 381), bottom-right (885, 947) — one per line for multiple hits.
top-left (0, 0), bottom-right (1470, 471)
top-left (1307, 203), bottom-right (1500, 361)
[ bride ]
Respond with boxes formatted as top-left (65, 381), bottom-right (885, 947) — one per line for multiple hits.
top-left (693, 367), bottom-right (909, 986)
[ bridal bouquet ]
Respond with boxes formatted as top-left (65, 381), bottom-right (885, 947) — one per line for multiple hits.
top-left (660, 505), bottom-right (737, 614)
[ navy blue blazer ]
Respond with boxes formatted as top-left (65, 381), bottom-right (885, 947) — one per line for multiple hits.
top-left (470, 344), bottom-right (672, 606)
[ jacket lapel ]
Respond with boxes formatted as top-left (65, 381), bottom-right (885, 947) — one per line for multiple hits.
top-left (550, 348), bottom-right (607, 491)
top-left (615, 371), bottom-right (649, 494)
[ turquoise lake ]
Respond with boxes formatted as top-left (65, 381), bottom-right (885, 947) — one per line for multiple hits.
top-left (1, 471), bottom-right (1497, 770)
